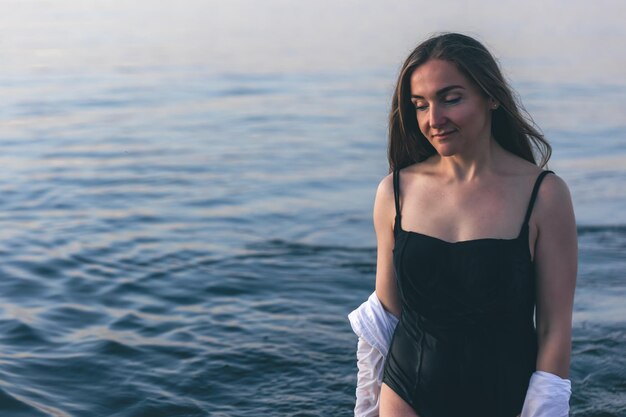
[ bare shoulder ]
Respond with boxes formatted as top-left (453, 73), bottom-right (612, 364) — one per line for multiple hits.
top-left (533, 171), bottom-right (577, 246)
top-left (376, 171), bottom-right (395, 197)
top-left (535, 172), bottom-right (574, 217)
top-left (393, 161), bottom-right (432, 186)
top-left (500, 151), bottom-right (540, 174)
top-left (375, 171), bottom-right (395, 210)
top-left (374, 171), bottom-right (396, 231)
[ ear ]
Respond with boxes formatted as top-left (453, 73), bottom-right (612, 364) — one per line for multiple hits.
top-left (489, 97), bottom-right (499, 110)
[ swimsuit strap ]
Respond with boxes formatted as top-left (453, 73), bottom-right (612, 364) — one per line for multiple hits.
top-left (393, 168), bottom-right (401, 227)
top-left (522, 170), bottom-right (555, 227)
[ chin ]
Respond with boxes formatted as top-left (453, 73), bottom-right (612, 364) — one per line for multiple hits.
top-left (436, 146), bottom-right (459, 157)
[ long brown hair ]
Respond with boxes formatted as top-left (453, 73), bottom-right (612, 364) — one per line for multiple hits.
top-left (388, 32), bottom-right (551, 172)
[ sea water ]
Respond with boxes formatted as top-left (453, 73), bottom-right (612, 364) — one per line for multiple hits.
top-left (0, 1), bottom-right (624, 416)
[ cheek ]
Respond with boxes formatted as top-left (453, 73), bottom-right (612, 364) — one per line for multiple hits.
top-left (416, 113), bottom-right (429, 132)
top-left (447, 104), bottom-right (470, 119)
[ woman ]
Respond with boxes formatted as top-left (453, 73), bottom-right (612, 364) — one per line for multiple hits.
top-left (348, 33), bottom-right (577, 417)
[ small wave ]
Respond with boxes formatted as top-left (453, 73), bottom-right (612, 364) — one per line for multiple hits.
top-left (0, 387), bottom-right (50, 417)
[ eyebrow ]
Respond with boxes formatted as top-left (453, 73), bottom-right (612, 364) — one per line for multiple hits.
top-left (411, 85), bottom-right (465, 99)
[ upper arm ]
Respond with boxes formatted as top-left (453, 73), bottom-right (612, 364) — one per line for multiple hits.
top-left (533, 173), bottom-right (578, 374)
top-left (373, 173), bottom-right (401, 318)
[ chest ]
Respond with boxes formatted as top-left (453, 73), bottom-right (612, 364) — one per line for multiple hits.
top-left (399, 182), bottom-right (529, 243)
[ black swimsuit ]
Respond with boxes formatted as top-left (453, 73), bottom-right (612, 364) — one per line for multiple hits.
top-left (382, 169), bottom-right (554, 417)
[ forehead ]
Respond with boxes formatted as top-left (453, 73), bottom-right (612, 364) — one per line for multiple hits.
top-left (409, 59), bottom-right (473, 96)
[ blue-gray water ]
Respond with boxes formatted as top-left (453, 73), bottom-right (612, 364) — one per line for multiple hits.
top-left (1, 1), bottom-right (625, 416)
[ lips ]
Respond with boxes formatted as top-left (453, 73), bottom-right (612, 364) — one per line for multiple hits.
top-left (433, 130), bottom-right (456, 138)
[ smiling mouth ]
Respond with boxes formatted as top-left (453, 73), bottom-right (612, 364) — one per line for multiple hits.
top-left (433, 130), bottom-right (455, 138)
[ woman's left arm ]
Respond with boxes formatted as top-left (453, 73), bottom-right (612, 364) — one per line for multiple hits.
top-left (533, 173), bottom-right (578, 378)
top-left (520, 173), bottom-right (577, 417)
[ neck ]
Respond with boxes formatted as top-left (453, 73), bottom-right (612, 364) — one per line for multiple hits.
top-left (435, 134), bottom-right (498, 182)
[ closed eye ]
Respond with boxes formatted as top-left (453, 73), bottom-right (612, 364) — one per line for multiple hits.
top-left (413, 97), bottom-right (461, 111)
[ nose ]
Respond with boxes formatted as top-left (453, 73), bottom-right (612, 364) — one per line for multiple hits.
top-left (428, 104), bottom-right (447, 129)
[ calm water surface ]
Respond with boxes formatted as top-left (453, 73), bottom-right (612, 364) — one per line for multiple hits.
top-left (0, 1), bottom-right (625, 416)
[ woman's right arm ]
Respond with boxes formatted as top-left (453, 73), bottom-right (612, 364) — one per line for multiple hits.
top-left (373, 173), bottom-right (401, 318)
top-left (349, 173), bottom-right (401, 416)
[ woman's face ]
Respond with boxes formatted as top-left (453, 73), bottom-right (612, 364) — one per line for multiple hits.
top-left (409, 59), bottom-right (496, 157)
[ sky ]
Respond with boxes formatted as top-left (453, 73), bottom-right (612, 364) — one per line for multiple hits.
top-left (1, 0), bottom-right (624, 84)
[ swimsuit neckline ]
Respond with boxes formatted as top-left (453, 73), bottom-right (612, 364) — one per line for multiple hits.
top-left (394, 219), bottom-right (534, 262)
top-left (395, 221), bottom-right (525, 245)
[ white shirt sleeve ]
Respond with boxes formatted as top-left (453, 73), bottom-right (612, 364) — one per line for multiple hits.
top-left (348, 291), bottom-right (399, 417)
top-left (353, 337), bottom-right (385, 417)
top-left (348, 291), bottom-right (399, 357)
top-left (520, 370), bottom-right (572, 417)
